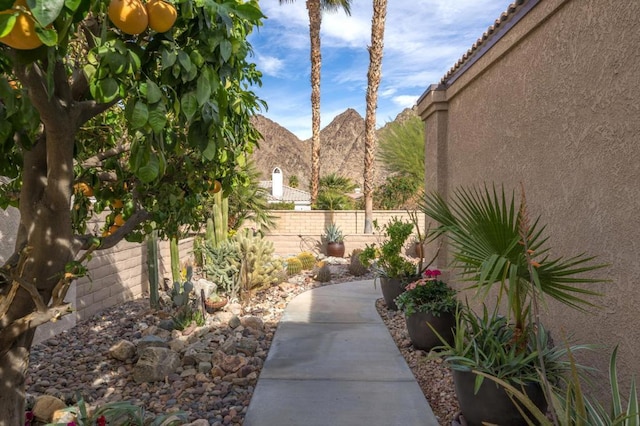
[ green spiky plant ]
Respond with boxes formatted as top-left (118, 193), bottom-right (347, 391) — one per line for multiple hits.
top-left (421, 183), bottom-right (609, 423)
top-left (421, 184), bottom-right (608, 345)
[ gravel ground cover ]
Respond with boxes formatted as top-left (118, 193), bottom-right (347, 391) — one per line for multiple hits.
top-left (27, 265), bottom-right (458, 424)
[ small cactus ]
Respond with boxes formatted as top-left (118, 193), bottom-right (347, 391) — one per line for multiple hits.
top-left (286, 257), bottom-right (303, 276)
top-left (297, 252), bottom-right (316, 270)
top-left (348, 249), bottom-right (368, 277)
top-left (314, 263), bottom-right (332, 282)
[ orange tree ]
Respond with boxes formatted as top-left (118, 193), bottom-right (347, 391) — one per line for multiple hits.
top-left (0, 0), bottom-right (264, 421)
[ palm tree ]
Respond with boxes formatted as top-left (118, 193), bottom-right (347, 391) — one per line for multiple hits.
top-left (279, 0), bottom-right (352, 204)
top-left (363, 0), bottom-right (388, 233)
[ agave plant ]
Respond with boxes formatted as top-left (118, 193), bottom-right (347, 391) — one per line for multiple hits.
top-left (481, 345), bottom-right (638, 426)
top-left (420, 184), bottom-right (609, 342)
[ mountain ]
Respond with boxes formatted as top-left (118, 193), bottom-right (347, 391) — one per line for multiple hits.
top-left (250, 108), bottom-right (416, 190)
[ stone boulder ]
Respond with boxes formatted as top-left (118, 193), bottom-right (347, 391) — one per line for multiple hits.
top-left (32, 395), bottom-right (66, 423)
top-left (133, 347), bottom-right (181, 383)
top-left (109, 339), bottom-right (136, 361)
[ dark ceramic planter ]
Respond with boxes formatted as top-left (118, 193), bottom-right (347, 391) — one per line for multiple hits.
top-left (326, 242), bottom-right (345, 257)
top-left (405, 311), bottom-right (455, 351)
top-left (453, 370), bottom-right (547, 426)
top-left (380, 277), bottom-right (405, 310)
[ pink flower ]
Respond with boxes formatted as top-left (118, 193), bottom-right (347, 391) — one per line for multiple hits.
top-left (424, 269), bottom-right (442, 278)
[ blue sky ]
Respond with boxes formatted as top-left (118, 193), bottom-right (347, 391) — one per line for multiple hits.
top-left (248, 0), bottom-right (511, 140)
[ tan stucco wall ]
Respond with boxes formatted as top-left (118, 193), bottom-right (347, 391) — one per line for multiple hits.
top-left (418, 0), bottom-right (640, 397)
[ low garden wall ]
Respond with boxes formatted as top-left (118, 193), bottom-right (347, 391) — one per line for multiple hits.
top-left (259, 210), bottom-right (427, 256)
top-left (0, 209), bottom-right (425, 342)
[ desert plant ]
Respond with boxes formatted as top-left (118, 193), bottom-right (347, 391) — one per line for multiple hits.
top-left (170, 263), bottom-right (194, 308)
top-left (38, 394), bottom-right (187, 426)
top-left (323, 223), bottom-right (344, 243)
top-left (286, 257), bottom-right (303, 276)
top-left (235, 229), bottom-right (285, 297)
top-left (422, 184), bottom-right (608, 424)
top-left (421, 184), bottom-right (608, 345)
top-left (202, 240), bottom-right (241, 295)
top-left (348, 249), bottom-right (368, 276)
top-left (479, 345), bottom-right (638, 426)
top-left (297, 252), bottom-right (316, 270)
top-left (314, 263), bottom-right (332, 282)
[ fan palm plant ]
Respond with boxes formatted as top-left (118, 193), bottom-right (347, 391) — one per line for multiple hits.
top-left (420, 184), bottom-right (608, 342)
top-left (421, 184), bottom-right (609, 424)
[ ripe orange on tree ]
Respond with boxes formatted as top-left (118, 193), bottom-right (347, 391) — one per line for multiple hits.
top-left (0, 0), bottom-right (43, 50)
top-left (209, 180), bottom-right (222, 194)
top-left (108, 0), bottom-right (149, 35)
top-left (146, 0), bottom-right (177, 33)
top-left (73, 183), bottom-right (94, 197)
top-left (114, 214), bottom-right (125, 227)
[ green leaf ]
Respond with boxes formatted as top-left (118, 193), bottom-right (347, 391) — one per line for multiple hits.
top-left (219, 40), bottom-right (232, 62)
top-left (202, 139), bottom-right (216, 161)
top-left (0, 13), bottom-right (15, 38)
top-left (104, 51), bottom-right (127, 75)
top-left (161, 49), bottom-right (177, 69)
top-left (27, 0), bottom-right (64, 27)
top-left (148, 104), bottom-right (167, 133)
top-left (35, 26), bottom-right (58, 46)
top-left (196, 72), bottom-right (211, 106)
top-left (180, 92), bottom-right (197, 121)
top-left (137, 153), bottom-right (159, 183)
top-left (177, 50), bottom-right (192, 72)
top-left (130, 101), bottom-right (149, 129)
top-left (146, 80), bottom-right (162, 104)
top-left (64, 0), bottom-right (81, 12)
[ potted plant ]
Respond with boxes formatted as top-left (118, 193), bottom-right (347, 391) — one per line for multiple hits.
top-left (323, 222), bottom-right (345, 257)
top-left (204, 291), bottom-right (227, 314)
top-left (421, 184), bottom-right (608, 425)
top-left (360, 217), bottom-right (419, 310)
top-left (395, 268), bottom-right (458, 351)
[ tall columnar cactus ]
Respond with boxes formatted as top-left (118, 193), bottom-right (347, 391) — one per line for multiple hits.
top-left (146, 230), bottom-right (160, 309)
top-left (170, 236), bottom-right (180, 283)
top-left (208, 190), bottom-right (229, 247)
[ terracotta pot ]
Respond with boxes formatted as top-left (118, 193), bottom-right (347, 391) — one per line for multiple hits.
top-left (405, 310), bottom-right (455, 351)
top-left (204, 297), bottom-right (228, 314)
top-left (326, 241), bottom-right (345, 257)
top-left (453, 370), bottom-right (547, 426)
top-left (379, 277), bottom-right (405, 310)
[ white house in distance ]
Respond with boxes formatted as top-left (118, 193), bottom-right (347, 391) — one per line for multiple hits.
top-left (259, 167), bottom-right (311, 211)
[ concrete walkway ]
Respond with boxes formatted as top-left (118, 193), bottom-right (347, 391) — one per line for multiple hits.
top-left (244, 280), bottom-right (439, 426)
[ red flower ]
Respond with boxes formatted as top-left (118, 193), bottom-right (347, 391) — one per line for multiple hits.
top-left (97, 416), bottom-right (107, 426)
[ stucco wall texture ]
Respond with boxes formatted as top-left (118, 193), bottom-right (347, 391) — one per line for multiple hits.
top-left (418, 0), bottom-right (639, 398)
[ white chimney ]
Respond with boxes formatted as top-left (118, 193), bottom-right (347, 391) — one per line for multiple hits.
top-left (272, 167), bottom-right (283, 199)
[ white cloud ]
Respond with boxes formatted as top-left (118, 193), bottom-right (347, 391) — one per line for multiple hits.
top-left (257, 55), bottom-right (285, 77)
top-left (392, 95), bottom-right (419, 108)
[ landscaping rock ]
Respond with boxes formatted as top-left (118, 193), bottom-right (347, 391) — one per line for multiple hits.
top-left (132, 347), bottom-right (181, 383)
top-left (109, 339), bottom-right (136, 361)
top-left (32, 395), bottom-right (66, 422)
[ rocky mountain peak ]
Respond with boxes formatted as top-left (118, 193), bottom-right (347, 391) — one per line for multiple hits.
top-left (250, 108), bottom-right (416, 190)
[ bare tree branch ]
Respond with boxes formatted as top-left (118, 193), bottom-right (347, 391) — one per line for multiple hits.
top-left (80, 142), bottom-right (131, 168)
top-left (75, 209), bottom-right (152, 251)
top-left (0, 304), bottom-right (72, 359)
